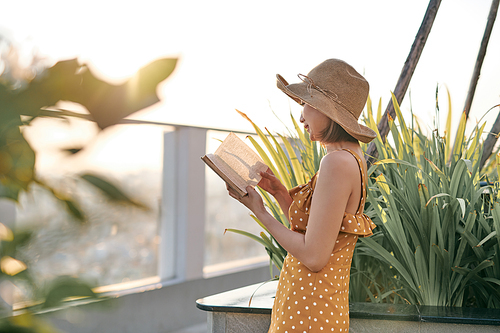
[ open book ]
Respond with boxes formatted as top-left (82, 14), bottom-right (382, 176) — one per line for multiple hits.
top-left (201, 132), bottom-right (268, 197)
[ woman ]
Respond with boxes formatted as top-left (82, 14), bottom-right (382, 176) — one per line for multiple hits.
top-left (227, 59), bottom-right (377, 332)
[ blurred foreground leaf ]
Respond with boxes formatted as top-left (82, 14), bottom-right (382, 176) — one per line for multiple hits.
top-left (80, 173), bottom-right (147, 209)
top-left (2, 57), bottom-right (177, 130)
top-left (1, 53), bottom-right (177, 204)
top-left (35, 180), bottom-right (86, 222)
top-left (43, 276), bottom-right (98, 309)
top-left (0, 127), bottom-right (35, 200)
top-left (1, 313), bottom-right (58, 333)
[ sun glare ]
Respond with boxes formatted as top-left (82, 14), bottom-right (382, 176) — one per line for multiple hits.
top-left (84, 52), bottom-right (158, 84)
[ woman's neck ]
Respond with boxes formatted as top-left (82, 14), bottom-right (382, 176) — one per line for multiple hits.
top-left (323, 141), bottom-right (360, 154)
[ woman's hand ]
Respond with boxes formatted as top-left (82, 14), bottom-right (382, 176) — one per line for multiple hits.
top-left (257, 168), bottom-right (287, 197)
top-left (226, 184), bottom-right (266, 215)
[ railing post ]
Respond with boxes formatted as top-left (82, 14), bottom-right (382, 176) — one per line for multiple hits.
top-left (159, 127), bottom-right (207, 282)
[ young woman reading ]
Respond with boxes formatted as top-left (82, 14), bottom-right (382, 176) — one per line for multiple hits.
top-left (227, 59), bottom-right (377, 333)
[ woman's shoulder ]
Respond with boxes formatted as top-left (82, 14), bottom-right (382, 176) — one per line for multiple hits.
top-left (316, 150), bottom-right (364, 190)
top-left (320, 149), bottom-right (360, 173)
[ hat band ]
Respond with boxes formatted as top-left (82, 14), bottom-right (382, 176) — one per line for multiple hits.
top-left (298, 74), bottom-right (356, 119)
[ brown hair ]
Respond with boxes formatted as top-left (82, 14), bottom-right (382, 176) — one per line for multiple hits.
top-left (319, 118), bottom-right (358, 144)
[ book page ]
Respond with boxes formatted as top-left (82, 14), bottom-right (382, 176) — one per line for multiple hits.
top-left (214, 133), bottom-right (268, 192)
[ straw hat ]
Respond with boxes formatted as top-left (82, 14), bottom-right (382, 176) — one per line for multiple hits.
top-left (277, 59), bottom-right (376, 143)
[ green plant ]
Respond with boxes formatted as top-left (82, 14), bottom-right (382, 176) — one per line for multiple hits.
top-left (357, 92), bottom-right (500, 308)
top-left (0, 40), bottom-right (177, 216)
top-left (227, 89), bottom-right (500, 308)
top-left (0, 38), bottom-right (177, 320)
top-left (0, 312), bottom-right (56, 333)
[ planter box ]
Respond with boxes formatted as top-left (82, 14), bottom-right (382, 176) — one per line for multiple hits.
top-left (196, 280), bottom-right (500, 333)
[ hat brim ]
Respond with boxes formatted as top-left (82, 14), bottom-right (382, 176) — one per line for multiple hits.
top-left (276, 74), bottom-right (376, 143)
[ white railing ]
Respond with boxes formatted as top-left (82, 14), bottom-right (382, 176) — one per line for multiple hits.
top-left (0, 123), bottom-right (274, 332)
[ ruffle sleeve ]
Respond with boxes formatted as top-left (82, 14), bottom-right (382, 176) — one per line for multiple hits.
top-left (288, 183), bottom-right (313, 216)
top-left (340, 212), bottom-right (376, 237)
top-left (288, 174), bottom-right (317, 214)
top-left (287, 175), bottom-right (318, 234)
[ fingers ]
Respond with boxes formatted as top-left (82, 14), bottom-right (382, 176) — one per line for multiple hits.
top-left (227, 184), bottom-right (252, 203)
top-left (258, 168), bottom-right (274, 179)
top-left (246, 185), bottom-right (256, 195)
top-left (245, 186), bottom-right (258, 202)
top-left (260, 171), bottom-right (275, 179)
top-left (226, 183), bottom-right (240, 200)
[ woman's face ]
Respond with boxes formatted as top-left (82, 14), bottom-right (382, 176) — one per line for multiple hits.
top-left (300, 103), bottom-right (330, 141)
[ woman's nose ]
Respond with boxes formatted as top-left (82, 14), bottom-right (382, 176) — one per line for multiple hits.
top-left (300, 114), bottom-right (305, 123)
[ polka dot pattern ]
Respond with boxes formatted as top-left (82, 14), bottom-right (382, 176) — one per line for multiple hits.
top-left (268, 149), bottom-right (376, 333)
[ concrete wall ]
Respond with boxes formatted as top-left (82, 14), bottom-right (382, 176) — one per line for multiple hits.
top-left (206, 312), bottom-right (500, 333)
top-left (37, 264), bottom-right (272, 333)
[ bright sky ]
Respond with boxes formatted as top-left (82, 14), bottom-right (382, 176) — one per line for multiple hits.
top-left (2, 0), bottom-right (500, 172)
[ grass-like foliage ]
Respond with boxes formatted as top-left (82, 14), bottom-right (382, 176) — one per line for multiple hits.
top-left (356, 93), bottom-right (500, 308)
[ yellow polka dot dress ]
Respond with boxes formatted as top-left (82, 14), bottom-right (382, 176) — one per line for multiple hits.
top-left (268, 149), bottom-right (376, 333)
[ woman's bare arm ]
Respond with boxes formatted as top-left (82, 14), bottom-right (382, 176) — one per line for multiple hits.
top-left (232, 151), bottom-right (359, 272)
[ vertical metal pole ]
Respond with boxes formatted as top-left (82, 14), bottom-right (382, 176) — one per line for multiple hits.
top-left (366, 0), bottom-right (442, 164)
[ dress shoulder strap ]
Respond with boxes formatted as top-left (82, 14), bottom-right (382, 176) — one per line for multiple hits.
top-left (340, 148), bottom-right (367, 215)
